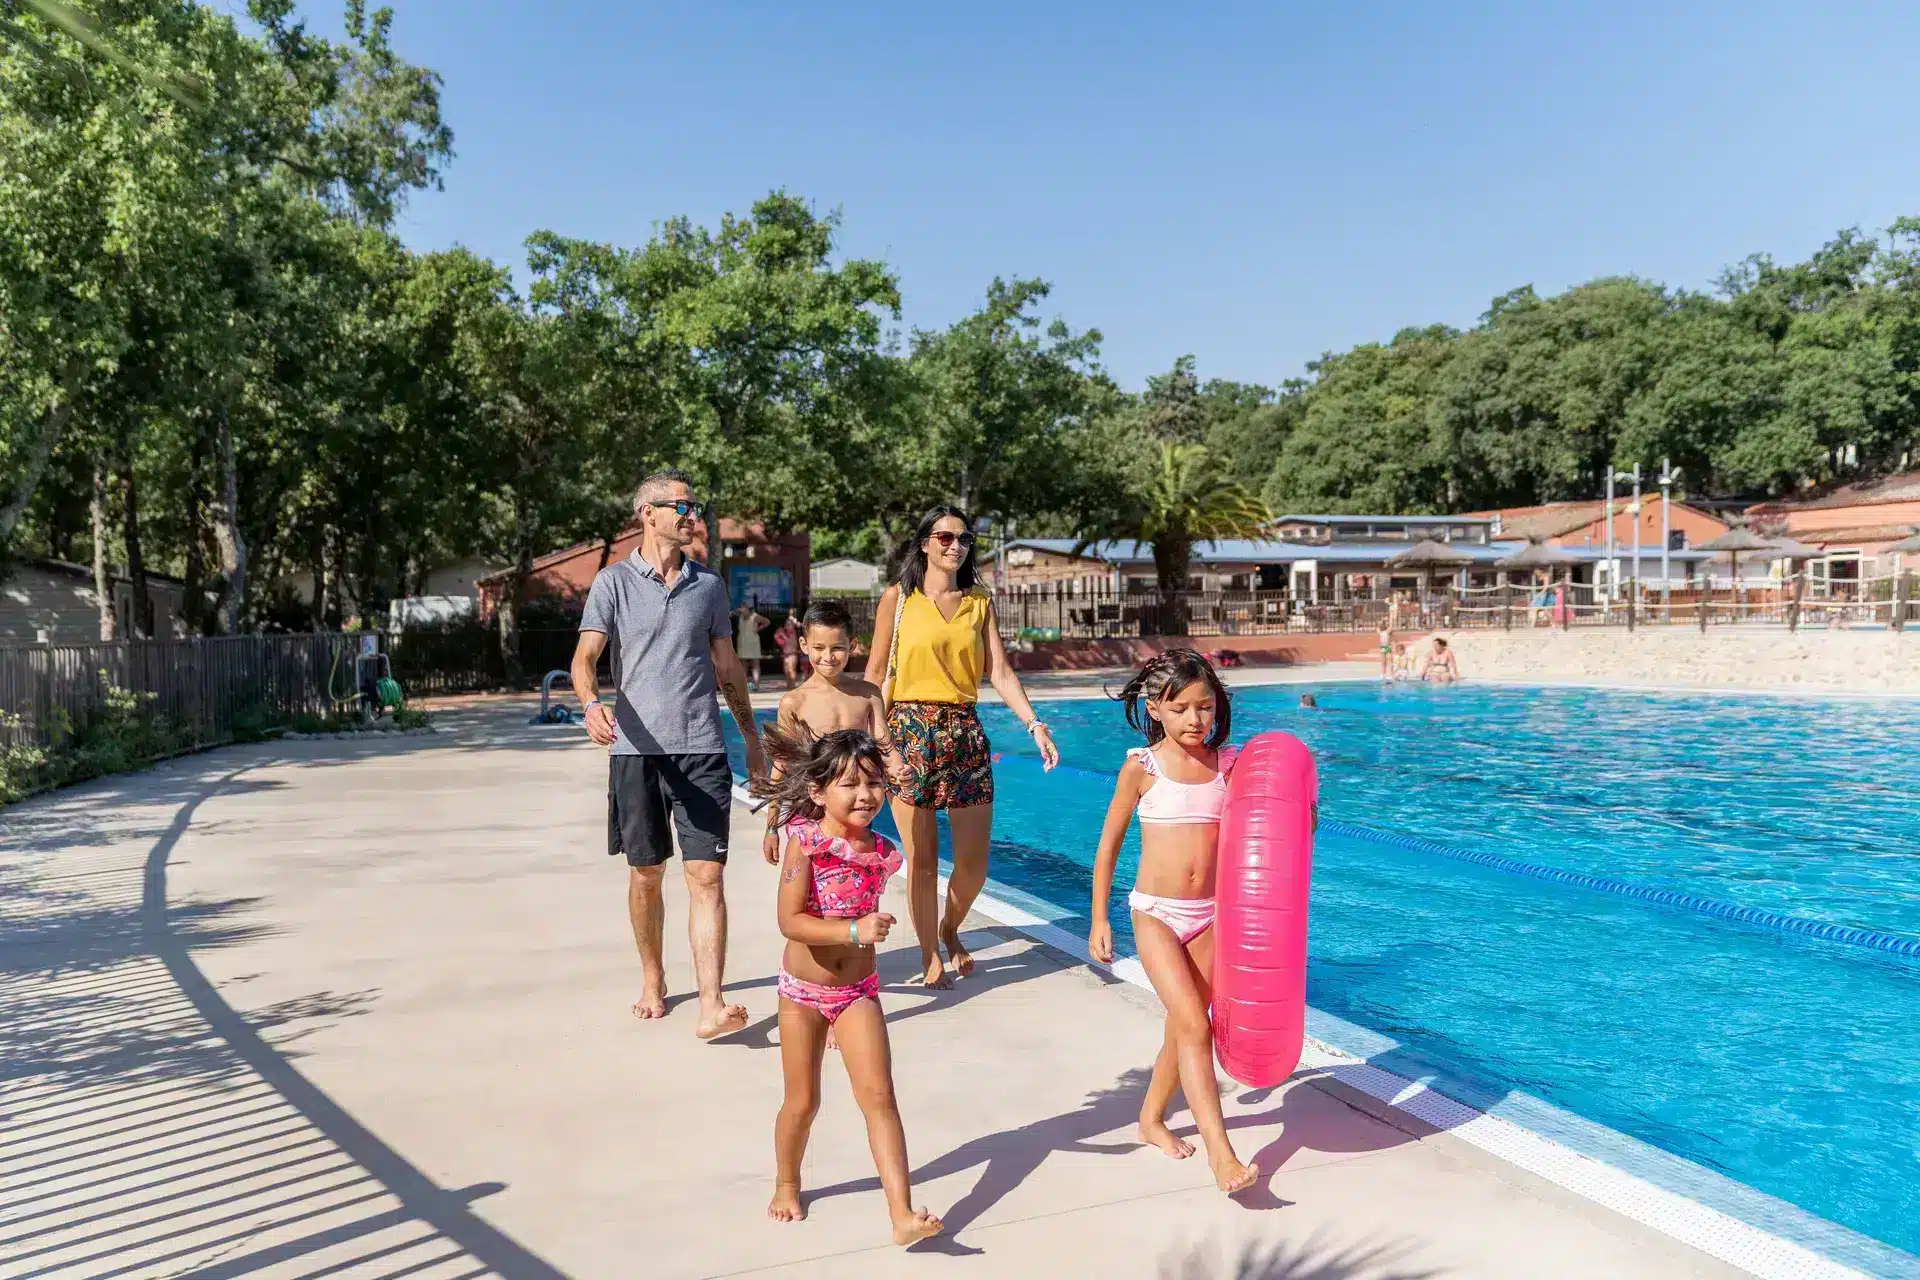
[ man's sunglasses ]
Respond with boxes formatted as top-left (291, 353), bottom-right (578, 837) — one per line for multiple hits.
top-left (928, 531), bottom-right (976, 549)
top-left (646, 499), bottom-right (703, 518)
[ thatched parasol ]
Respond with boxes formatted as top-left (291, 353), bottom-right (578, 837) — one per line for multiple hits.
top-left (1694, 526), bottom-right (1785, 595)
top-left (1885, 528), bottom-right (1920, 555)
top-left (1387, 538), bottom-right (1477, 569)
top-left (1494, 540), bottom-right (1576, 571)
top-left (1388, 538), bottom-right (1476, 603)
top-left (1767, 536), bottom-right (1820, 560)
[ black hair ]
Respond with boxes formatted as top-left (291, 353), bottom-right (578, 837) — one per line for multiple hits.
top-left (896, 504), bottom-right (978, 595)
top-left (1113, 647), bottom-right (1232, 749)
top-left (750, 724), bottom-right (888, 826)
top-left (801, 599), bottom-right (854, 636)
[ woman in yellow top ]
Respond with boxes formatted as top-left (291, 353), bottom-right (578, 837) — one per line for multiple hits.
top-left (868, 506), bottom-right (1061, 988)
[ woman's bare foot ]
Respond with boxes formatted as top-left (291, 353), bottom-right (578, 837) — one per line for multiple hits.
top-left (631, 980), bottom-right (667, 1021)
top-left (1212, 1157), bottom-right (1259, 1194)
top-left (695, 1002), bottom-right (749, 1039)
top-left (1138, 1118), bottom-right (1193, 1159)
top-left (891, 1207), bottom-right (944, 1246)
top-left (768, 1181), bottom-right (805, 1222)
top-left (825, 1024), bottom-right (840, 1052)
top-left (939, 922), bottom-right (974, 979)
top-left (912, 957), bottom-right (952, 990)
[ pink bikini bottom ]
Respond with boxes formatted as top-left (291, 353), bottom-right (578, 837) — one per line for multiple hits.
top-left (778, 970), bottom-right (880, 1024)
top-left (1128, 890), bottom-right (1216, 944)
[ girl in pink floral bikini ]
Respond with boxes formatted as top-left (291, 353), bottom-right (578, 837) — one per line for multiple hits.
top-left (753, 727), bottom-right (944, 1246)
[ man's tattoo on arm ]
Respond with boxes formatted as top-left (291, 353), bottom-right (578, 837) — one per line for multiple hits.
top-left (721, 675), bottom-right (757, 737)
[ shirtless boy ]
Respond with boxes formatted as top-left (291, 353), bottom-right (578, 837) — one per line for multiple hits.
top-left (762, 601), bottom-right (907, 864)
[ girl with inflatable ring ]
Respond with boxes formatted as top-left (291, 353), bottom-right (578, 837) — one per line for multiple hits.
top-left (1087, 649), bottom-right (1258, 1195)
top-left (868, 506), bottom-right (1060, 989)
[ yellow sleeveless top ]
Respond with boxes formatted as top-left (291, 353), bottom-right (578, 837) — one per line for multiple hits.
top-left (891, 589), bottom-right (990, 704)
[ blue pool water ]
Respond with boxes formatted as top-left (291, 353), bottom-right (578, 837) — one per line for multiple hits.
top-left (730, 683), bottom-right (1920, 1262)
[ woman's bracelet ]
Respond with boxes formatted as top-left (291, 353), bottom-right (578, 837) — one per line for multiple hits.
top-left (848, 919), bottom-right (861, 945)
top-left (1025, 719), bottom-right (1049, 737)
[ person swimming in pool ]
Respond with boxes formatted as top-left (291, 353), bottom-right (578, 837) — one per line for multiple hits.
top-left (1086, 648), bottom-right (1258, 1195)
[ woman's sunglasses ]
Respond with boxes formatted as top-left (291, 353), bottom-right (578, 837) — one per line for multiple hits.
top-left (647, 499), bottom-right (703, 518)
top-left (928, 531), bottom-right (976, 549)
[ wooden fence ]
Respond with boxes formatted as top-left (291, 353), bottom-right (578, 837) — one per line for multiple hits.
top-left (0, 633), bottom-right (363, 750)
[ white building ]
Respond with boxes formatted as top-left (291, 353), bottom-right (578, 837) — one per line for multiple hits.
top-left (810, 557), bottom-right (881, 595)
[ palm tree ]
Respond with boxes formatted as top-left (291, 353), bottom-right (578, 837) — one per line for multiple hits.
top-left (1136, 442), bottom-right (1272, 593)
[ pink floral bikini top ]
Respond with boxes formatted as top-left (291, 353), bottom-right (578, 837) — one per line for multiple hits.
top-left (789, 819), bottom-right (903, 919)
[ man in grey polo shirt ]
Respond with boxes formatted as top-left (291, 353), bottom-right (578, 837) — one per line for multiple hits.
top-left (572, 468), bottom-right (767, 1039)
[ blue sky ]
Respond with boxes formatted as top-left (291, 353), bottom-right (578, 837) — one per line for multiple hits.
top-left (312, 0), bottom-right (1920, 389)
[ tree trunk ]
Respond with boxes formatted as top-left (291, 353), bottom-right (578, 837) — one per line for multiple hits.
top-left (0, 396), bottom-right (74, 545)
top-left (120, 451), bottom-right (152, 639)
top-left (499, 475), bottom-right (535, 683)
top-left (207, 404), bottom-right (248, 633)
top-left (1150, 536), bottom-right (1193, 637)
top-left (91, 465), bottom-right (116, 641)
top-left (182, 427), bottom-right (207, 635)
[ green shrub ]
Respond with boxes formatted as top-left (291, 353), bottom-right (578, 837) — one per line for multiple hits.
top-left (0, 712), bottom-right (50, 805)
top-left (291, 712), bottom-right (326, 735)
top-left (231, 704), bottom-right (287, 743)
top-left (392, 707), bottom-right (432, 730)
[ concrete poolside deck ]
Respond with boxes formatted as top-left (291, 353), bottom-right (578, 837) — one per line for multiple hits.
top-left (1, 701), bottom-right (1749, 1279)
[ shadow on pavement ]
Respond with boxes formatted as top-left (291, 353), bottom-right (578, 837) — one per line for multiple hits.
top-left (0, 757), bottom-right (569, 1280)
top-left (1160, 1230), bottom-right (1440, 1279)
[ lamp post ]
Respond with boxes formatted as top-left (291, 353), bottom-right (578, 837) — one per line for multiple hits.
top-left (1605, 464), bottom-right (1642, 618)
top-left (1659, 458), bottom-right (1674, 621)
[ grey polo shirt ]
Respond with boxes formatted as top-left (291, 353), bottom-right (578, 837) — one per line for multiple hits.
top-left (579, 550), bottom-right (733, 756)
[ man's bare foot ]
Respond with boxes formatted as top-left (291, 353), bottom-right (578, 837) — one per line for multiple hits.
top-left (1138, 1118), bottom-right (1193, 1159)
top-left (939, 922), bottom-right (974, 979)
top-left (631, 982), bottom-right (667, 1021)
top-left (1212, 1157), bottom-right (1259, 1194)
top-left (891, 1207), bottom-right (944, 1246)
top-left (910, 958), bottom-right (952, 990)
top-left (768, 1181), bottom-right (805, 1222)
top-left (695, 1003), bottom-right (749, 1039)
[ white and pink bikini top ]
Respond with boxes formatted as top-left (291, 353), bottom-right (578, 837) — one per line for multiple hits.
top-left (1129, 744), bottom-right (1239, 825)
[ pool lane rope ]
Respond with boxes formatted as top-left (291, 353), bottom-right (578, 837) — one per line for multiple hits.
top-left (988, 753), bottom-right (1920, 964)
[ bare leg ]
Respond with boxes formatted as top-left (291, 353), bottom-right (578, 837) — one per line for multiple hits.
top-left (684, 860), bottom-right (747, 1038)
top-left (628, 865), bottom-right (667, 1019)
top-left (834, 999), bottom-right (943, 1245)
top-left (890, 798), bottom-right (949, 988)
top-left (1132, 915), bottom-right (1254, 1193)
top-left (771, 996), bottom-right (826, 1221)
top-left (941, 803), bottom-right (993, 979)
top-left (1138, 1026), bottom-right (1194, 1158)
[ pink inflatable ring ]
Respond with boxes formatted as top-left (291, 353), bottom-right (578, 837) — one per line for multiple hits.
top-left (1211, 730), bottom-right (1317, 1088)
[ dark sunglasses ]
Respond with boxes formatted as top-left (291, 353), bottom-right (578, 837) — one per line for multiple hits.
top-left (646, 499), bottom-right (703, 518)
top-left (928, 530), bottom-right (976, 549)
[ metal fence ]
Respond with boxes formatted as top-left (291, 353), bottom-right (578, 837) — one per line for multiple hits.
top-left (0, 633), bottom-right (364, 749)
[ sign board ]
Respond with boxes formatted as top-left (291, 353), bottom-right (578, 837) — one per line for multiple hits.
top-left (729, 566), bottom-right (792, 609)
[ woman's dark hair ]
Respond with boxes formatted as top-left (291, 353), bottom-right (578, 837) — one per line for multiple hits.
top-left (1114, 647), bottom-right (1232, 749)
top-left (750, 724), bottom-right (888, 826)
top-left (801, 599), bottom-right (854, 636)
top-left (896, 504), bottom-right (978, 595)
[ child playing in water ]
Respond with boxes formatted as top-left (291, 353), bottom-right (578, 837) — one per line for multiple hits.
top-left (1086, 649), bottom-right (1258, 1195)
top-left (762, 601), bottom-right (905, 865)
top-left (753, 728), bottom-right (945, 1246)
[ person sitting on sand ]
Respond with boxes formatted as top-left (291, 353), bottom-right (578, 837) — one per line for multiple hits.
top-left (1423, 637), bottom-right (1461, 684)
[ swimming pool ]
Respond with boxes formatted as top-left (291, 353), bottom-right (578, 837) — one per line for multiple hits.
top-left (731, 683), bottom-right (1920, 1268)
